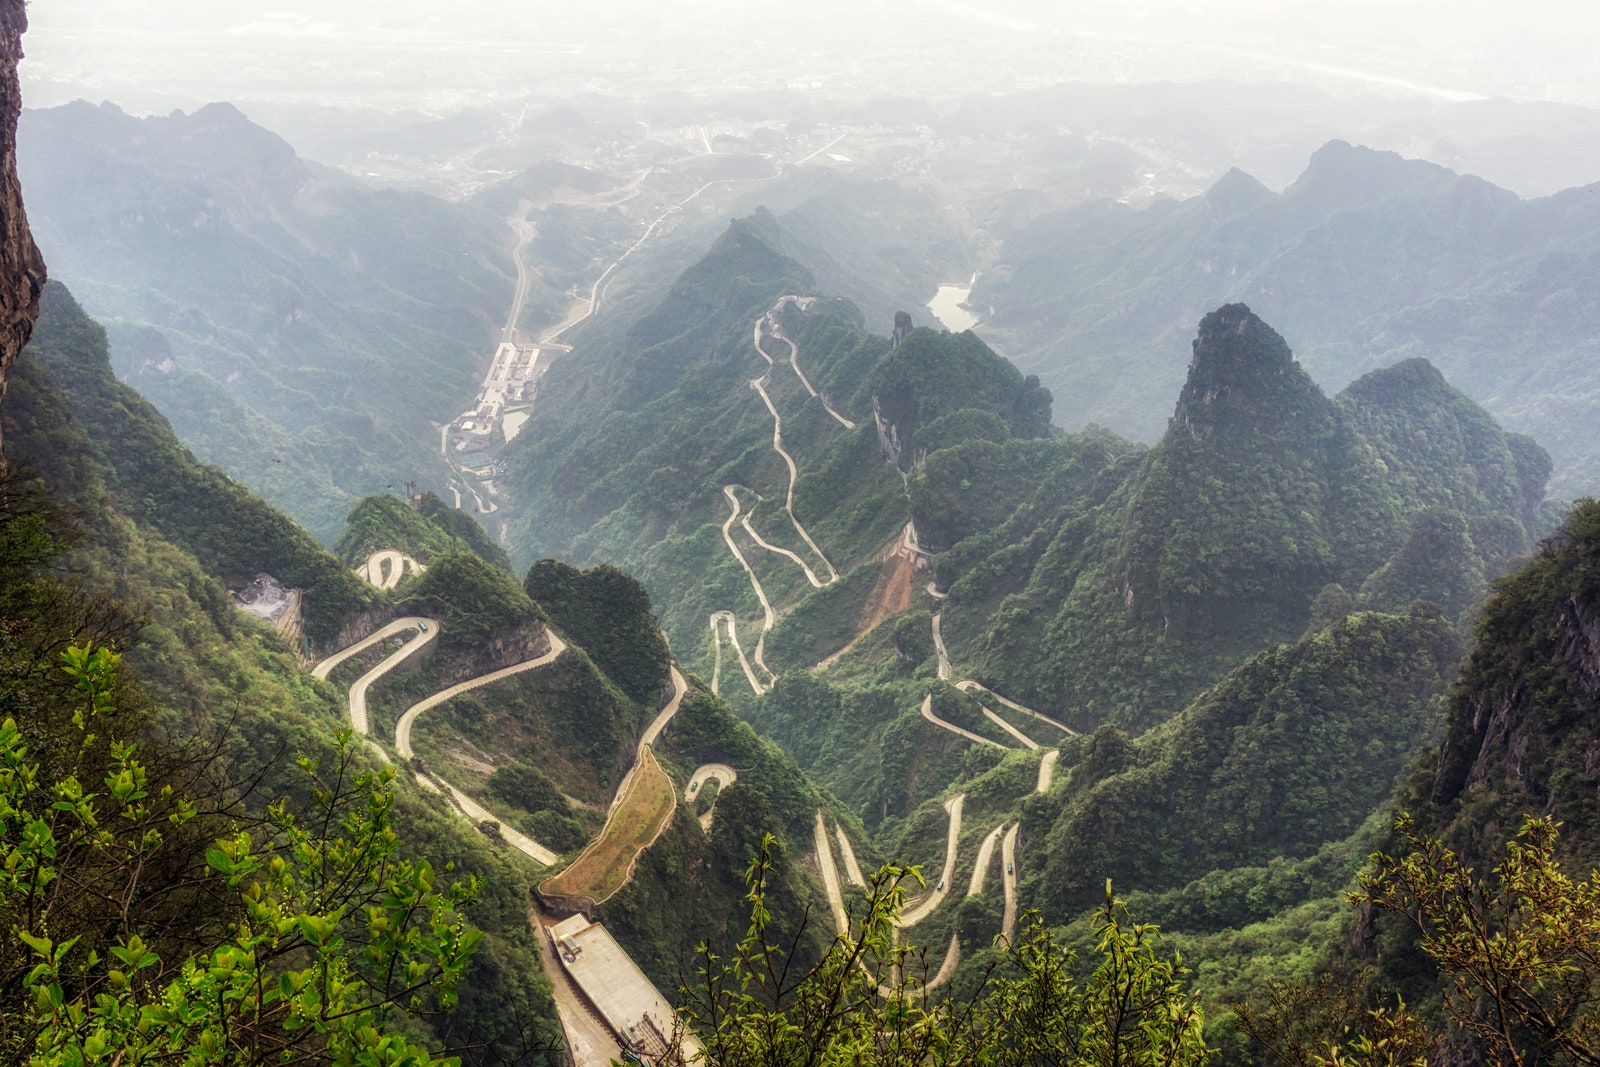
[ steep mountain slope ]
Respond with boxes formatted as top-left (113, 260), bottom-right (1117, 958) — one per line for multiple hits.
top-left (1209, 498), bottom-right (1600, 1057)
top-left (2, 284), bottom-right (567, 1061)
top-left (1410, 498), bottom-right (1600, 873)
top-left (1034, 604), bottom-right (1461, 915)
top-left (17, 101), bottom-right (515, 540)
top-left (0, 4), bottom-right (37, 451)
top-left (975, 140), bottom-right (1600, 497)
top-left (18, 283), bottom-right (384, 645)
top-left (5, 277), bottom-right (841, 1054)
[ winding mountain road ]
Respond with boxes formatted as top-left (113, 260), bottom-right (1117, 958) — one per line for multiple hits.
top-left (898, 794), bottom-right (966, 927)
top-left (931, 613), bottom-right (952, 681)
top-left (762, 313), bottom-right (854, 430)
top-left (316, 617), bottom-right (565, 866)
top-left (968, 824), bottom-right (1004, 897)
top-left (920, 694), bottom-right (1007, 751)
top-left (312, 617), bottom-right (439, 736)
top-left (1001, 824), bottom-right (1020, 941)
top-left (685, 762), bottom-right (737, 831)
top-left (733, 486), bottom-right (830, 588)
top-left (716, 490), bottom-right (777, 692)
top-left (1036, 749), bottom-right (1059, 793)
top-left (709, 296), bottom-right (856, 698)
top-left (837, 827), bottom-right (866, 888)
top-left (356, 550), bottom-right (425, 590)
top-left (542, 166), bottom-right (780, 348)
top-left (315, 612), bottom-right (694, 880)
top-left (934, 601), bottom-right (1068, 742)
top-left (502, 212), bottom-right (536, 344)
top-left (956, 680), bottom-right (1075, 736)
top-left (813, 794), bottom-right (966, 937)
top-left (394, 633), bottom-right (569, 763)
top-left (641, 666), bottom-right (689, 748)
top-left (916, 822), bottom-right (1007, 992)
top-left (813, 801), bottom-right (1017, 996)
top-left (708, 610), bottom-right (763, 696)
top-left (984, 708), bottom-right (1040, 750)
top-left (748, 372), bottom-right (839, 583)
top-left (311, 616), bottom-right (432, 681)
top-left (814, 811), bottom-right (851, 936)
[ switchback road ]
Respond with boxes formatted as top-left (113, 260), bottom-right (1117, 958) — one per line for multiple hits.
top-left (898, 794), bottom-right (965, 927)
top-left (1001, 824), bottom-right (1020, 940)
top-left (314, 562), bottom-right (705, 1060)
top-left (708, 610), bottom-right (763, 696)
top-left (715, 489), bottom-right (777, 692)
top-left (920, 694), bottom-right (1007, 751)
top-left (748, 372), bottom-right (839, 583)
top-left (356, 550), bottom-right (425, 590)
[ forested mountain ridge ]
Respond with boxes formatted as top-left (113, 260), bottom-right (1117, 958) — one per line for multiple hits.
top-left (975, 139), bottom-right (1600, 498)
top-left (1035, 603), bottom-right (1462, 915)
top-left (1396, 497), bottom-right (1600, 877)
top-left (337, 491), bottom-right (512, 574)
top-left (930, 303), bottom-right (1550, 732)
top-left (16, 282), bottom-right (385, 645)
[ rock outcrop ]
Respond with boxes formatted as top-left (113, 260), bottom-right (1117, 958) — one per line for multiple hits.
top-left (0, 0), bottom-right (45, 465)
top-left (1424, 500), bottom-right (1600, 869)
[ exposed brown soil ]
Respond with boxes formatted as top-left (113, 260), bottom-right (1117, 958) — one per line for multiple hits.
top-left (815, 531), bottom-right (920, 669)
top-left (539, 746), bottom-right (676, 904)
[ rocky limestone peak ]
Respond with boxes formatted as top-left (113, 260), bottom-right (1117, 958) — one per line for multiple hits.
top-left (1203, 166), bottom-right (1275, 221)
top-left (1170, 303), bottom-right (1298, 440)
top-left (1430, 500), bottom-right (1600, 813)
top-left (0, 0), bottom-right (46, 467)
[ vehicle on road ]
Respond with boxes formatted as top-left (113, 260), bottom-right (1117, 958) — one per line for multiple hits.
top-left (936, 879), bottom-right (945, 892)
top-left (689, 780), bottom-right (699, 793)
top-left (1006, 862), bottom-right (1013, 875)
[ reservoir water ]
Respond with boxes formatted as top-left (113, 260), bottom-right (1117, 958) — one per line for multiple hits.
top-left (927, 277), bottom-right (980, 332)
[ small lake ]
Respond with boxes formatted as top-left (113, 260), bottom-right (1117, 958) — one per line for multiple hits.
top-left (927, 280), bottom-right (980, 332)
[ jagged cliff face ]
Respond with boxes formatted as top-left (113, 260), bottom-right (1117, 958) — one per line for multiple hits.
top-left (0, 0), bottom-right (45, 465)
top-left (1423, 500), bottom-right (1600, 869)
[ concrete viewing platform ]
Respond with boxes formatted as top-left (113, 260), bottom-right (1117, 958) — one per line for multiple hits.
top-left (549, 915), bottom-right (703, 1065)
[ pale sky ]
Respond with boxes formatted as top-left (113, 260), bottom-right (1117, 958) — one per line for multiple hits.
top-left (22, 0), bottom-right (1600, 111)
